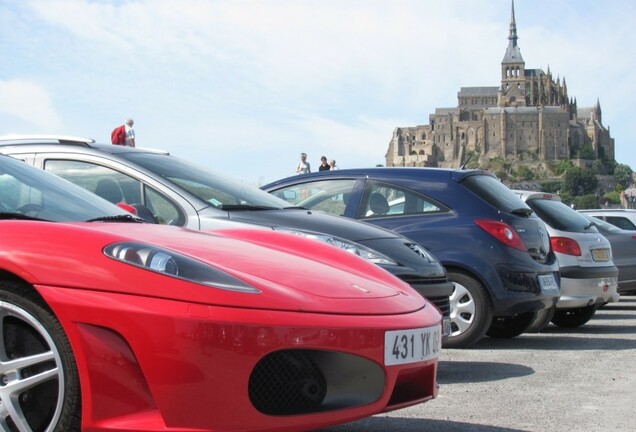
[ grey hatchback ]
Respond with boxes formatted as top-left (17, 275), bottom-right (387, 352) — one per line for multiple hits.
top-left (0, 135), bottom-right (453, 338)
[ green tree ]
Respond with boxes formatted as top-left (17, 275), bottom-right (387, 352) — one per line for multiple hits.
top-left (576, 145), bottom-right (596, 160)
top-left (549, 159), bottom-right (574, 176)
top-left (614, 164), bottom-right (634, 189)
top-left (515, 165), bottom-right (535, 181)
top-left (572, 194), bottom-right (599, 210)
top-left (562, 167), bottom-right (599, 196)
top-left (541, 181), bottom-right (562, 194)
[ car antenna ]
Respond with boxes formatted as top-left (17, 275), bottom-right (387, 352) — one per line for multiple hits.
top-left (459, 153), bottom-right (472, 170)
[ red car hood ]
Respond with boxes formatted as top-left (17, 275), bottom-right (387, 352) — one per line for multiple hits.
top-left (1, 221), bottom-right (426, 315)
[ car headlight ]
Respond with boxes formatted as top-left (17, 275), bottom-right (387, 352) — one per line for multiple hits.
top-left (104, 242), bottom-right (260, 293)
top-left (273, 228), bottom-right (398, 266)
top-left (406, 242), bottom-right (437, 263)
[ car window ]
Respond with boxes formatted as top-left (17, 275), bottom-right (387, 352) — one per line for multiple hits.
top-left (606, 216), bottom-right (636, 230)
top-left (0, 156), bottom-right (128, 221)
top-left (44, 159), bottom-right (184, 226)
top-left (582, 215), bottom-right (623, 233)
top-left (526, 198), bottom-right (597, 233)
top-left (361, 182), bottom-right (447, 219)
top-left (462, 174), bottom-right (531, 213)
top-left (122, 152), bottom-right (288, 209)
top-left (270, 179), bottom-right (356, 216)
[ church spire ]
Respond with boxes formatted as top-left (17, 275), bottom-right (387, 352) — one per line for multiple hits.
top-left (502, 0), bottom-right (524, 64)
top-left (509, 0), bottom-right (518, 43)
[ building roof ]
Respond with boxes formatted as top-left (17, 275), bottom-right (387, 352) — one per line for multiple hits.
top-left (458, 87), bottom-right (499, 97)
top-left (434, 108), bottom-right (457, 115)
top-left (483, 106), bottom-right (568, 114)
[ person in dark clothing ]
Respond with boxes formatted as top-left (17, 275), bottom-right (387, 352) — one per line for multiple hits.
top-left (318, 155), bottom-right (331, 171)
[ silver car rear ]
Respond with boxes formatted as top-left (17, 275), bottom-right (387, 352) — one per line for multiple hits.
top-left (514, 191), bottom-right (619, 328)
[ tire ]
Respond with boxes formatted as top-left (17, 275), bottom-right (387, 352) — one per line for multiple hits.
top-left (551, 305), bottom-right (598, 328)
top-left (444, 271), bottom-right (492, 348)
top-left (486, 311), bottom-right (536, 338)
top-left (0, 280), bottom-right (81, 432)
top-left (523, 305), bottom-right (557, 333)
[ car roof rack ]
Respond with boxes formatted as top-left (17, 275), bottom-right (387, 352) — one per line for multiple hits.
top-left (0, 135), bottom-right (95, 146)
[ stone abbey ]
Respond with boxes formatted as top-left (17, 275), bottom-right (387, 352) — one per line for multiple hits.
top-left (385, 1), bottom-right (615, 169)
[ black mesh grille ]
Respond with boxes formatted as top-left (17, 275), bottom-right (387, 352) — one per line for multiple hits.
top-left (249, 350), bottom-right (327, 415)
top-left (396, 275), bottom-right (451, 318)
top-left (426, 296), bottom-right (451, 317)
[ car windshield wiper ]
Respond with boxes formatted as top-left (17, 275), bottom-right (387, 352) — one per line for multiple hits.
top-left (511, 207), bottom-right (534, 217)
top-left (283, 205), bottom-right (308, 210)
top-left (0, 212), bottom-right (50, 221)
top-left (86, 214), bottom-right (145, 223)
top-left (218, 204), bottom-right (279, 211)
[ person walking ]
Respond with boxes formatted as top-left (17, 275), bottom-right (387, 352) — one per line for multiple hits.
top-left (318, 156), bottom-right (331, 171)
top-left (124, 118), bottom-right (135, 147)
top-left (111, 118), bottom-right (135, 147)
top-left (296, 153), bottom-right (311, 174)
top-left (329, 159), bottom-right (339, 170)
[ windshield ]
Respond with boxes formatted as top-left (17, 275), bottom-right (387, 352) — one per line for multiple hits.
top-left (0, 155), bottom-right (129, 222)
top-left (122, 153), bottom-right (289, 209)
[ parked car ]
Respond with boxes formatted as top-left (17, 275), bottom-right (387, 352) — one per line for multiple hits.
top-left (0, 153), bottom-right (442, 431)
top-left (0, 135), bottom-right (453, 338)
top-left (580, 213), bottom-right (636, 294)
top-left (513, 191), bottom-right (620, 328)
top-left (263, 168), bottom-right (561, 347)
top-left (578, 209), bottom-right (636, 231)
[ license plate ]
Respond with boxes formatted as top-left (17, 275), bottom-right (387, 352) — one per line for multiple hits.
top-left (442, 317), bottom-right (451, 337)
top-left (385, 325), bottom-right (441, 366)
top-left (592, 248), bottom-right (610, 262)
top-left (538, 273), bottom-right (559, 293)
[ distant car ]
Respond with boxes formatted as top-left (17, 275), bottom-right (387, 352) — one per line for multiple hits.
top-left (263, 167), bottom-right (561, 348)
top-left (580, 213), bottom-right (636, 294)
top-left (578, 209), bottom-right (636, 231)
top-left (0, 153), bottom-right (442, 431)
top-left (0, 135), bottom-right (453, 338)
top-left (514, 191), bottom-right (620, 328)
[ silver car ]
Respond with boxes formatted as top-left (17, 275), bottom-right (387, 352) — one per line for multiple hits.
top-left (514, 191), bottom-right (619, 328)
top-left (578, 209), bottom-right (636, 231)
top-left (580, 214), bottom-right (636, 294)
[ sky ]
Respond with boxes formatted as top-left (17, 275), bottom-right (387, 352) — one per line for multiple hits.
top-left (1, 0), bottom-right (635, 186)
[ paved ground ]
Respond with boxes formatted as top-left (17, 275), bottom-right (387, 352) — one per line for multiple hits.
top-left (321, 295), bottom-right (636, 432)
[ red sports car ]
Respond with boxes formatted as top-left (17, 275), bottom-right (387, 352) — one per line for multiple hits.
top-left (0, 154), bottom-right (441, 431)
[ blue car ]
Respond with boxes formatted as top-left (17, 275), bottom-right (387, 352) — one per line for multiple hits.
top-left (263, 168), bottom-right (561, 347)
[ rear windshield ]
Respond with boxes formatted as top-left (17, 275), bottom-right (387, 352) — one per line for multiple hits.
top-left (462, 174), bottom-right (532, 213)
top-left (526, 198), bottom-right (598, 233)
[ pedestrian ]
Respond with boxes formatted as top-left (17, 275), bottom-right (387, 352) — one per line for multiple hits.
top-left (329, 159), bottom-right (339, 170)
top-left (110, 118), bottom-right (135, 147)
top-left (319, 156), bottom-right (331, 171)
top-left (296, 153), bottom-right (311, 174)
top-left (124, 118), bottom-right (135, 147)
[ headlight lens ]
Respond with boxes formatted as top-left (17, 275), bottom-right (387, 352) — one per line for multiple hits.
top-left (273, 228), bottom-right (398, 265)
top-left (104, 242), bottom-right (260, 293)
top-left (406, 243), bottom-right (437, 263)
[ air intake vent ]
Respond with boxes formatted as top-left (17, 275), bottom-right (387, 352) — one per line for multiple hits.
top-left (249, 350), bottom-right (326, 415)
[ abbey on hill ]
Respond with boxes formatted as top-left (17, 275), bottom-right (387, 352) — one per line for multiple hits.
top-left (385, 1), bottom-right (614, 169)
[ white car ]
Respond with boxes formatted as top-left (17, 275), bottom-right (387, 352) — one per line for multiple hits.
top-left (578, 209), bottom-right (636, 231)
top-left (513, 191), bottom-right (620, 328)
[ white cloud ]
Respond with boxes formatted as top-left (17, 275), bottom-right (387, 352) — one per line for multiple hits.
top-left (5, 0), bottom-right (636, 183)
top-left (0, 80), bottom-right (63, 131)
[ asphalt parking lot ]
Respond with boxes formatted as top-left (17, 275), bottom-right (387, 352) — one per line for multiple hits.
top-left (322, 295), bottom-right (636, 432)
